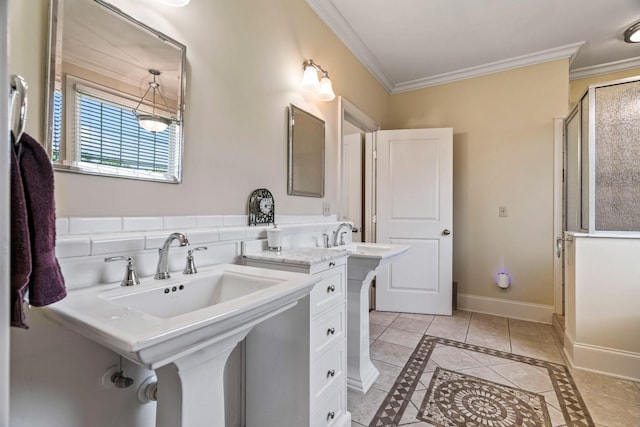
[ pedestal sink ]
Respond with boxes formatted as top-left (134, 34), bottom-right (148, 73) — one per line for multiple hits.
top-left (334, 243), bottom-right (409, 393)
top-left (44, 264), bottom-right (319, 427)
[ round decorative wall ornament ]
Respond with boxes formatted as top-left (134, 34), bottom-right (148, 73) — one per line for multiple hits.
top-left (248, 188), bottom-right (275, 226)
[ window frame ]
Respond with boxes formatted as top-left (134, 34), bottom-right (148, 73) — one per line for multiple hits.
top-left (55, 74), bottom-right (182, 184)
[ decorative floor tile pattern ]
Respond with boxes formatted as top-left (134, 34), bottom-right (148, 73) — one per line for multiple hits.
top-left (368, 336), bottom-right (594, 427)
top-left (418, 367), bottom-right (551, 426)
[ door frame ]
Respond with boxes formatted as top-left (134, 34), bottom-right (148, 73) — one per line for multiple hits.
top-left (1, 1), bottom-right (11, 423)
top-left (338, 97), bottom-right (379, 242)
top-left (553, 117), bottom-right (564, 315)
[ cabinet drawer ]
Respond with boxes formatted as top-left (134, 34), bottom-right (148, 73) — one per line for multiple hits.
top-left (308, 256), bottom-right (346, 275)
top-left (311, 304), bottom-right (345, 358)
top-left (310, 268), bottom-right (345, 317)
top-left (312, 341), bottom-right (345, 399)
top-left (312, 380), bottom-right (346, 427)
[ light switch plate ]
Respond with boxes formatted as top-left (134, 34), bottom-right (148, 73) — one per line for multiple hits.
top-left (322, 202), bottom-right (331, 216)
top-left (499, 206), bottom-right (508, 217)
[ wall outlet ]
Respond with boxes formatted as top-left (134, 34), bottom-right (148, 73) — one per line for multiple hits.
top-left (499, 206), bottom-right (508, 217)
top-left (322, 202), bottom-right (331, 216)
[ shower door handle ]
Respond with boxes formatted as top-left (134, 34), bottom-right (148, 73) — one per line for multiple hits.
top-left (556, 237), bottom-right (573, 258)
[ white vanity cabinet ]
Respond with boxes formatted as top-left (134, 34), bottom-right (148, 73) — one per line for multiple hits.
top-left (244, 249), bottom-right (351, 427)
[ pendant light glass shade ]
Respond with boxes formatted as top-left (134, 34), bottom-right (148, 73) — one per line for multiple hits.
top-left (137, 115), bottom-right (171, 132)
top-left (158, 0), bottom-right (190, 6)
top-left (133, 69), bottom-right (173, 133)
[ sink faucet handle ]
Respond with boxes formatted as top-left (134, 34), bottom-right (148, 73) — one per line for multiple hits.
top-left (183, 246), bottom-right (208, 275)
top-left (339, 231), bottom-right (348, 246)
top-left (105, 256), bottom-right (141, 287)
top-left (322, 233), bottom-right (331, 248)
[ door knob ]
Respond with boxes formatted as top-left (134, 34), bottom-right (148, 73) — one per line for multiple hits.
top-left (443, 229), bottom-right (451, 236)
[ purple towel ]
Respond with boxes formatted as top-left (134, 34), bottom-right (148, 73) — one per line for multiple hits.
top-left (10, 134), bottom-right (32, 328)
top-left (15, 133), bottom-right (66, 320)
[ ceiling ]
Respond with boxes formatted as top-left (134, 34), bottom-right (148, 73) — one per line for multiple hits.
top-left (305, 0), bottom-right (640, 93)
top-left (62, 0), bottom-right (183, 98)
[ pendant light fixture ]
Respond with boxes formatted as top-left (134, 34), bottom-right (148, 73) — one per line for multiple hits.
top-left (133, 69), bottom-right (172, 133)
top-left (301, 59), bottom-right (335, 101)
top-left (624, 21), bottom-right (640, 43)
top-left (158, 0), bottom-right (190, 6)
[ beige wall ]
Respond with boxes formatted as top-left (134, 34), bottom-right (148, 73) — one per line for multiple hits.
top-left (10, 0), bottom-right (589, 309)
top-left (9, 0), bottom-right (389, 218)
top-left (387, 61), bottom-right (570, 306)
top-left (570, 67), bottom-right (640, 107)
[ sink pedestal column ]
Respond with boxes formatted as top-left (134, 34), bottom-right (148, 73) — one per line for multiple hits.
top-left (154, 329), bottom-right (251, 427)
top-left (346, 268), bottom-right (379, 394)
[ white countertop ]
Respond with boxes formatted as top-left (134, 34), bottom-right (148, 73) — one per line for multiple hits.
top-left (243, 247), bottom-right (349, 266)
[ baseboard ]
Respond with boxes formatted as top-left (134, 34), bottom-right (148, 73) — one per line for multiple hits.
top-left (457, 293), bottom-right (555, 324)
top-left (551, 314), bottom-right (565, 346)
top-left (563, 333), bottom-right (640, 382)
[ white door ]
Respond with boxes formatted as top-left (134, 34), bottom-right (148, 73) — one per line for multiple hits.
top-left (342, 133), bottom-right (363, 242)
top-left (375, 128), bottom-right (453, 315)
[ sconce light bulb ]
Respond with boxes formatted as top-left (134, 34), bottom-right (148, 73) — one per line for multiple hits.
top-left (301, 65), bottom-right (320, 92)
top-left (316, 75), bottom-right (336, 101)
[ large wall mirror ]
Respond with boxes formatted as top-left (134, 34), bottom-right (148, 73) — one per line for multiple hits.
top-left (288, 104), bottom-right (325, 197)
top-left (45, 0), bottom-right (186, 183)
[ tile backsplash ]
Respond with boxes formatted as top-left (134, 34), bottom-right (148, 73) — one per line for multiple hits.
top-left (55, 214), bottom-right (341, 291)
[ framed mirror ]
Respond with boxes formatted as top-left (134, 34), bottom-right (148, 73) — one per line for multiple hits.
top-left (45, 0), bottom-right (186, 183)
top-left (288, 104), bottom-right (325, 197)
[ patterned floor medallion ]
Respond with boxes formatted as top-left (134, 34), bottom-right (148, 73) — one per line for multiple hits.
top-left (419, 367), bottom-right (551, 427)
top-left (368, 336), bottom-right (594, 427)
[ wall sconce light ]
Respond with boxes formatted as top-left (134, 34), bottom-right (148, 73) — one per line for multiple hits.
top-left (624, 21), bottom-right (640, 43)
top-left (301, 59), bottom-right (336, 101)
top-left (133, 69), bottom-right (172, 133)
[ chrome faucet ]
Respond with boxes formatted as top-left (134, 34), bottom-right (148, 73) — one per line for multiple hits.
top-left (155, 232), bottom-right (189, 279)
top-left (332, 223), bottom-right (353, 247)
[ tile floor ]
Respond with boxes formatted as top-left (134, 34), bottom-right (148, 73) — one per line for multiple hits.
top-left (348, 310), bottom-right (640, 427)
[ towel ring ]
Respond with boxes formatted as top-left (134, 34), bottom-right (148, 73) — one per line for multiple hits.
top-left (9, 74), bottom-right (28, 144)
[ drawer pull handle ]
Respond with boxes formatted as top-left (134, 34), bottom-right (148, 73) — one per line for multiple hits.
top-left (329, 262), bottom-right (335, 267)
top-left (327, 285), bottom-right (336, 293)
top-left (327, 327), bottom-right (336, 335)
top-left (327, 411), bottom-right (335, 420)
top-left (327, 369), bottom-right (336, 377)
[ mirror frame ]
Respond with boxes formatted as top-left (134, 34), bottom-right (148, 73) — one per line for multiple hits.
top-left (44, 0), bottom-right (187, 183)
top-left (288, 104), bottom-right (325, 197)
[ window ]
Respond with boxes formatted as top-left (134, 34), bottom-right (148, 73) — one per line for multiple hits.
top-left (52, 89), bottom-right (62, 162)
top-left (58, 76), bottom-right (182, 183)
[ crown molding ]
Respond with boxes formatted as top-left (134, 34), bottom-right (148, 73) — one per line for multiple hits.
top-left (305, 0), bottom-right (395, 93)
top-left (306, 0), bottom-right (587, 94)
top-left (569, 56), bottom-right (640, 80)
top-left (391, 42), bottom-right (585, 93)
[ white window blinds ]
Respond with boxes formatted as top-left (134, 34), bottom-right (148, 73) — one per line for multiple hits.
top-left (61, 76), bottom-right (181, 183)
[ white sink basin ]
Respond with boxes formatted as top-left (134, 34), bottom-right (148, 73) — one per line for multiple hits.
top-left (332, 242), bottom-right (409, 280)
top-left (45, 264), bottom-right (319, 369)
top-left (106, 270), bottom-right (283, 319)
top-left (45, 263), bottom-right (319, 427)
